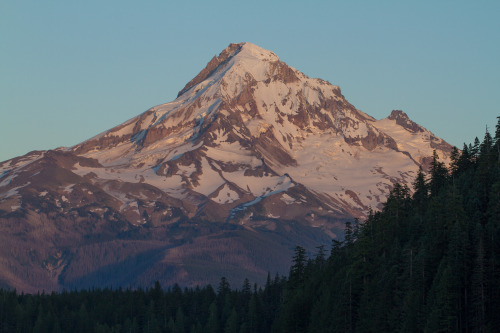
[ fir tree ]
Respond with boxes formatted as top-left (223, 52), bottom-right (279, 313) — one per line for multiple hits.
top-left (430, 149), bottom-right (448, 196)
top-left (289, 246), bottom-right (307, 289)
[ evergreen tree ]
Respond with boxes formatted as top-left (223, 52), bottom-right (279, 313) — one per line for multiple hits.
top-left (471, 137), bottom-right (481, 160)
top-left (479, 128), bottom-right (493, 156)
top-left (457, 143), bottom-right (473, 174)
top-left (205, 301), bottom-right (219, 333)
top-left (218, 277), bottom-right (231, 296)
top-left (470, 223), bottom-right (488, 333)
top-left (450, 146), bottom-right (461, 175)
top-left (224, 308), bottom-right (239, 333)
top-left (430, 150), bottom-right (448, 196)
top-left (494, 116), bottom-right (500, 163)
top-left (289, 246), bottom-right (307, 289)
top-left (242, 278), bottom-right (251, 296)
top-left (247, 294), bottom-right (259, 333)
top-left (314, 244), bottom-right (327, 268)
top-left (413, 167), bottom-right (428, 201)
top-left (174, 306), bottom-right (186, 333)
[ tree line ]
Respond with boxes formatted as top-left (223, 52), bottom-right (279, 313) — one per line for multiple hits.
top-left (274, 117), bottom-right (500, 332)
top-left (0, 117), bottom-right (499, 332)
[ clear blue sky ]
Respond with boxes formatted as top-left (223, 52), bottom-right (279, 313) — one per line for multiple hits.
top-left (1, 0), bottom-right (499, 162)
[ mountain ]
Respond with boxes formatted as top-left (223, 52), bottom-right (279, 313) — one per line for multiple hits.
top-left (0, 42), bottom-right (453, 292)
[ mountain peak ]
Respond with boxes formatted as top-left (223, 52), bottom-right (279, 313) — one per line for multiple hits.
top-left (177, 42), bottom-right (280, 97)
top-left (177, 43), bottom-right (243, 97)
top-left (236, 42), bottom-right (280, 61)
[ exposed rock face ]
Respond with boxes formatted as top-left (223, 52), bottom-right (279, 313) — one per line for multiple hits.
top-left (0, 42), bottom-right (454, 292)
top-left (388, 110), bottom-right (425, 133)
top-left (177, 43), bottom-right (243, 97)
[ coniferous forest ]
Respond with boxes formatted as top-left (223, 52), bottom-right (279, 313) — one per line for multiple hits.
top-left (0, 118), bottom-right (499, 332)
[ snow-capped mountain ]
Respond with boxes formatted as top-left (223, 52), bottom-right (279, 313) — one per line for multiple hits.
top-left (0, 42), bottom-right (453, 291)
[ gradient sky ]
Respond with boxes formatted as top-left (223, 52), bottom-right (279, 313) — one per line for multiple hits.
top-left (1, 0), bottom-right (499, 162)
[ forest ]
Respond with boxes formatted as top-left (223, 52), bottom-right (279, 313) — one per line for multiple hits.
top-left (0, 117), bottom-right (499, 332)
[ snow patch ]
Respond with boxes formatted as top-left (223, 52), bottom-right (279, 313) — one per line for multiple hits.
top-left (193, 158), bottom-right (225, 196)
top-left (228, 175), bottom-right (294, 218)
top-left (63, 184), bottom-right (74, 193)
top-left (0, 183), bottom-right (30, 199)
top-left (211, 184), bottom-right (240, 204)
top-left (343, 122), bottom-right (369, 139)
top-left (280, 193), bottom-right (296, 205)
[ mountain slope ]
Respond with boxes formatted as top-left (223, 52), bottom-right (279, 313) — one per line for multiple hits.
top-left (0, 42), bottom-right (453, 291)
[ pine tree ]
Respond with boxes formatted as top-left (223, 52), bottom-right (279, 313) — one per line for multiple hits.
top-left (242, 278), bottom-right (251, 296)
top-left (33, 306), bottom-right (48, 333)
top-left (314, 244), bottom-right (327, 270)
top-left (77, 303), bottom-right (91, 333)
top-left (425, 260), bottom-right (457, 332)
top-left (471, 224), bottom-right (487, 332)
top-left (479, 128), bottom-right (493, 156)
top-left (450, 146), bottom-right (461, 175)
top-left (471, 137), bottom-right (481, 160)
top-left (174, 307), bottom-right (186, 333)
top-left (494, 116), bottom-right (500, 163)
top-left (289, 246), bottom-right (307, 289)
top-left (457, 143), bottom-right (473, 173)
top-left (247, 294), bottom-right (259, 333)
top-left (205, 301), bottom-right (219, 333)
top-left (485, 181), bottom-right (500, 331)
top-left (218, 277), bottom-right (231, 296)
top-left (224, 308), bottom-right (239, 333)
top-left (413, 167), bottom-right (428, 201)
top-left (430, 150), bottom-right (448, 196)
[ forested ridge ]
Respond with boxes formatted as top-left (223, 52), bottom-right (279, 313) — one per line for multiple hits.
top-left (1, 118), bottom-right (499, 332)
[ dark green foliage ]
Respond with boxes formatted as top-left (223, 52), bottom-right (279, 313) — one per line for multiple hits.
top-left (0, 277), bottom-right (286, 333)
top-left (269, 119), bottom-right (500, 332)
top-left (1, 119), bottom-right (499, 332)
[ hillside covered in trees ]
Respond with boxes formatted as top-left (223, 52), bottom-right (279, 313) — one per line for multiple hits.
top-left (0, 117), bottom-right (499, 332)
